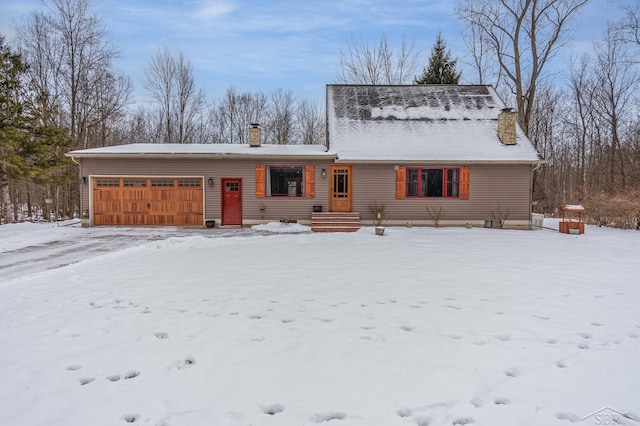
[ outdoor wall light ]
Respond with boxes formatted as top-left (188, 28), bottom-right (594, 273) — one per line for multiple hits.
top-left (207, 178), bottom-right (214, 187)
top-left (80, 176), bottom-right (87, 184)
top-left (321, 168), bottom-right (327, 177)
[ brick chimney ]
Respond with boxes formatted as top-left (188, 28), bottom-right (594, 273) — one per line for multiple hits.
top-left (498, 108), bottom-right (517, 145)
top-left (249, 123), bottom-right (261, 147)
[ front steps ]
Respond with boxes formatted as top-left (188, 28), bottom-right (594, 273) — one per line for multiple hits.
top-left (311, 212), bottom-right (361, 232)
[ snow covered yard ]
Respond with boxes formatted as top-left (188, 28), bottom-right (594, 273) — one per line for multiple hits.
top-left (0, 221), bottom-right (639, 426)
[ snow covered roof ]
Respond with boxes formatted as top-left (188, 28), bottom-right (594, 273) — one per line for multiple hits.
top-left (327, 85), bottom-right (544, 164)
top-left (67, 143), bottom-right (336, 160)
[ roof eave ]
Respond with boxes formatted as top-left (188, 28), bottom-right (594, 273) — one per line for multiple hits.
top-left (335, 158), bottom-right (546, 165)
top-left (65, 152), bottom-right (338, 161)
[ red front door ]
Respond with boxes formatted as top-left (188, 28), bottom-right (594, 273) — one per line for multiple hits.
top-left (222, 178), bottom-right (242, 226)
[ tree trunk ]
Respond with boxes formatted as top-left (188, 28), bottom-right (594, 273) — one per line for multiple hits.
top-left (0, 163), bottom-right (12, 224)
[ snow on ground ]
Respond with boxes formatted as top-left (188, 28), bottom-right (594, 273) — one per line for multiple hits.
top-left (0, 220), bottom-right (639, 426)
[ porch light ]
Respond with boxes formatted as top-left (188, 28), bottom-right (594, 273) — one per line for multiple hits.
top-left (207, 178), bottom-right (214, 187)
top-left (80, 176), bottom-right (87, 184)
top-left (321, 168), bottom-right (327, 177)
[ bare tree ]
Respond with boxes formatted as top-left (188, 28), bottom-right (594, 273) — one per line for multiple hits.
top-left (461, 23), bottom-right (500, 84)
top-left (297, 99), bottom-right (325, 145)
top-left (265, 89), bottom-right (297, 145)
top-left (210, 87), bottom-right (269, 144)
top-left (591, 25), bottom-right (640, 192)
top-left (143, 47), bottom-right (207, 143)
top-left (173, 52), bottom-right (206, 143)
top-left (335, 34), bottom-right (420, 84)
top-left (16, 0), bottom-right (126, 218)
top-left (144, 47), bottom-right (175, 143)
top-left (456, 0), bottom-right (589, 135)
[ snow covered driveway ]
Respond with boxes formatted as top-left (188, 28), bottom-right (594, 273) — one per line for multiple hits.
top-left (0, 221), bottom-right (638, 425)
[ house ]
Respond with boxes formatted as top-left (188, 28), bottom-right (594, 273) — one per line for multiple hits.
top-left (66, 84), bottom-right (544, 229)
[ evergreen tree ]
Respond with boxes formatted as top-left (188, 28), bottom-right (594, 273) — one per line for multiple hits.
top-left (0, 35), bottom-right (73, 223)
top-left (415, 33), bottom-right (461, 84)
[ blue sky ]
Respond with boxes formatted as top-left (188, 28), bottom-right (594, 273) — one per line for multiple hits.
top-left (0, 0), bottom-right (621, 105)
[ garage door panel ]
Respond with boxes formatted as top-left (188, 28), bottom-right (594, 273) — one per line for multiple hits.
top-left (93, 177), bottom-right (203, 226)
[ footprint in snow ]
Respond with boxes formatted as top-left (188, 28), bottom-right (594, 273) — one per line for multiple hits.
top-left (556, 361), bottom-right (567, 368)
top-left (106, 375), bottom-right (120, 382)
top-left (261, 404), bottom-right (285, 415)
top-left (472, 341), bottom-right (486, 346)
top-left (120, 413), bottom-right (140, 423)
top-left (447, 305), bottom-right (462, 310)
top-left (154, 332), bottom-right (169, 339)
top-left (66, 364), bottom-right (82, 371)
top-left (123, 370), bottom-right (140, 379)
top-left (320, 318), bottom-right (334, 323)
top-left (504, 367), bottom-right (520, 377)
top-left (578, 343), bottom-right (589, 350)
top-left (416, 415), bottom-right (432, 426)
top-left (556, 412), bottom-right (581, 422)
top-left (579, 333), bottom-right (592, 339)
top-left (496, 335), bottom-right (511, 342)
top-left (494, 397), bottom-right (510, 405)
top-left (533, 315), bottom-right (550, 320)
top-left (310, 412), bottom-right (346, 423)
top-left (590, 322), bottom-right (605, 327)
top-left (281, 319), bottom-right (294, 323)
top-left (79, 377), bottom-right (95, 385)
top-left (169, 357), bottom-right (196, 370)
top-left (546, 339), bottom-right (558, 344)
top-left (452, 417), bottom-right (475, 425)
top-left (248, 315), bottom-right (263, 320)
top-left (470, 397), bottom-right (483, 408)
top-left (628, 332), bottom-right (639, 339)
top-left (400, 326), bottom-right (414, 332)
top-left (395, 407), bottom-right (412, 417)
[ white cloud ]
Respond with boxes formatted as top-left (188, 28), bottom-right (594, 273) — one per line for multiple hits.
top-left (195, 0), bottom-right (237, 20)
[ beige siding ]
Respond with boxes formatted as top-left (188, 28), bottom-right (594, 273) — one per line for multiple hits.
top-left (80, 158), bottom-right (332, 225)
top-left (79, 158), bottom-right (532, 227)
top-left (351, 163), bottom-right (532, 224)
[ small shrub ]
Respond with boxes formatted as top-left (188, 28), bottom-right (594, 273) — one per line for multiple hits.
top-left (426, 206), bottom-right (446, 227)
top-left (491, 206), bottom-right (511, 228)
top-left (370, 202), bottom-right (388, 227)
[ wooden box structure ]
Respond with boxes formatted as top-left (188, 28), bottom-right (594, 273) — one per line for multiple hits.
top-left (559, 204), bottom-right (585, 234)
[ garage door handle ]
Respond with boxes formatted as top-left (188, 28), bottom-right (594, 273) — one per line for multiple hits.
top-left (147, 203), bottom-right (151, 209)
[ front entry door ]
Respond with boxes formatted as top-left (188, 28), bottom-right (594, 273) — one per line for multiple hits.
top-left (329, 165), bottom-right (352, 212)
top-left (221, 178), bottom-right (242, 226)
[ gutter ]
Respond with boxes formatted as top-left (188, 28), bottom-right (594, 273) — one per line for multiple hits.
top-left (64, 153), bottom-right (338, 161)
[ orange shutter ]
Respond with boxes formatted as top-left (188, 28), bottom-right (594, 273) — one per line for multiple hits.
top-left (459, 166), bottom-right (470, 199)
top-left (255, 165), bottom-right (266, 198)
top-left (395, 167), bottom-right (406, 199)
top-left (305, 165), bottom-right (315, 198)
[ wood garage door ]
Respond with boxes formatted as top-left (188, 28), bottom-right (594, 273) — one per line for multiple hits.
top-left (93, 177), bottom-right (203, 226)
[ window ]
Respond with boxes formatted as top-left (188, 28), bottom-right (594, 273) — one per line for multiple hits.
top-left (151, 179), bottom-right (174, 187)
top-left (178, 179), bottom-right (201, 187)
top-left (268, 166), bottom-right (303, 196)
top-left (96, 179), bottom-right (120, 187)
top-left (406, 168), bottom-right (459, 198)
top-left (123, 179), bottom-right (146, 187)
